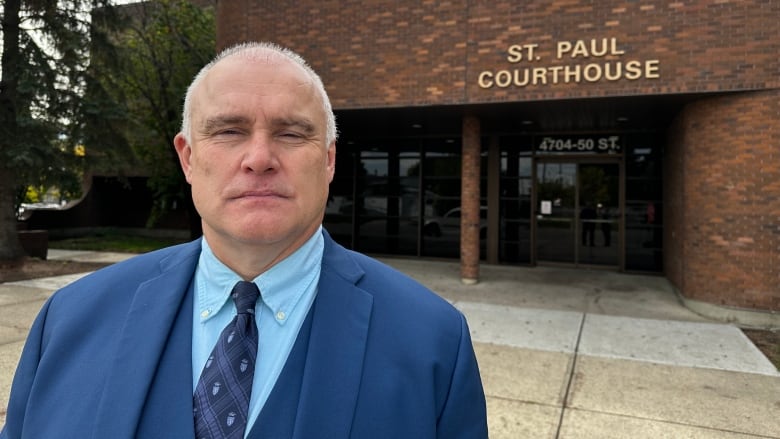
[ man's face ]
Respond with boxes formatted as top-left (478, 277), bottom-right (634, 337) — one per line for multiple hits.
top-left (174, 53), bottom-right (335, 259)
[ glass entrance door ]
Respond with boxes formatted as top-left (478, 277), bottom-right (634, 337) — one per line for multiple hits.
top-left (535, 162), bottom-right (619, 267)
top-left (536, 163), bottom-right (577, 264)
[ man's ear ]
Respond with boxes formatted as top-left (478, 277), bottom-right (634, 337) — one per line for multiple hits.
top-left (173, 133), bottom-right (194, 183)
top-left (326, 141), bottom-right (336, 183)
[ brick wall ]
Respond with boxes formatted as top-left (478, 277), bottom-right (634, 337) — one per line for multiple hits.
top-left (217, 0), bottom-right (780, 108)
top-left (665, 89), bottom-right (780, 312)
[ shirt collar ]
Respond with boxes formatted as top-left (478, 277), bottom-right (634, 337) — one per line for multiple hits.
top-left (196, 227), bottom-right (324, 326)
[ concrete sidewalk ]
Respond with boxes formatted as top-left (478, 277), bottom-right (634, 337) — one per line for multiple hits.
top-left (382, 258), bottom-right (779, 438)
top-left (0, 250), bottom-right (778, 438)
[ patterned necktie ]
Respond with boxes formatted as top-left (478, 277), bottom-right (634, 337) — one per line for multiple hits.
top-left (193, 281), bottom-right (260, 439)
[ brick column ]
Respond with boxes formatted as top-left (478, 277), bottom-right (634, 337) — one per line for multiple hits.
top-left (461, 115), bottom-right (481, 284)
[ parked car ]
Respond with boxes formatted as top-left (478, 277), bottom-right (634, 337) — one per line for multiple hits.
top-left (423, 206), bottom-right (488, 238)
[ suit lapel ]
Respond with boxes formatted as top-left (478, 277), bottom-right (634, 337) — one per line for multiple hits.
top-left (291, 237), bottom-right (373, 439)
top-left (92, 241), bottom-right (200, 439)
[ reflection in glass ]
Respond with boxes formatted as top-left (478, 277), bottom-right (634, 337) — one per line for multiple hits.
top-left (534, 162), bottom-right (619, 266)
top-left (421, 147), bottom-right (462, 258)
top-left (536, 163), bottom-right (577, 263)
top-left (578, 164), bottom-right (619, 266)
top-left (625, 133), bottom-right (663, 272)
top-left (499, 142), bottom-right (533, 263)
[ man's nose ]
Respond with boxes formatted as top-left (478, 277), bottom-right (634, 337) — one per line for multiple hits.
top-left (242, 135), bottom-right (279, 173)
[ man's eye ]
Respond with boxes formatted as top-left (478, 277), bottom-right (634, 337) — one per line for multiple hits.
top-left (216, 129), bottom-right (242, 136)
top-left (278, 132), bottom-right (305, 142)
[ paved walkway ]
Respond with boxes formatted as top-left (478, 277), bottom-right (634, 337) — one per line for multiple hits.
top-left (0, 250), bottom-right (777, 438)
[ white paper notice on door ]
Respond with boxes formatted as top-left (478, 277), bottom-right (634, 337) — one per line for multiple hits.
top-left (541, 200), bottom-right (552, 215)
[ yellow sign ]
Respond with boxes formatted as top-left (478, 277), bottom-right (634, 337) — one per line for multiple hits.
top-left (478, 38), bottom-right (660, 89)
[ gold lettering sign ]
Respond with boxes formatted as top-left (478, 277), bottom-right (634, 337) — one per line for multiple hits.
top-left (478, 38), bottom-right (660, 89)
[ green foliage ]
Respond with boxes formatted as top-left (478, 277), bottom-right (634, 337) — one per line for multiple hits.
top-left (92, 0), bottom-right (215, 227)
top-left (0, 0), bottom-right (130, 259)
top-left (0, 0), bottom-right (213, 259)
top-left (3, 0), bottom-right (127, 165)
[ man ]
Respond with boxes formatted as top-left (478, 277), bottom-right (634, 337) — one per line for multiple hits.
top-left (1, 42), bottom-right (487, 438)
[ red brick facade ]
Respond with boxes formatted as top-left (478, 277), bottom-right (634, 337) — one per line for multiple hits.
top-left (217, 1), bottom-right (780, 313)
top-left (666, 90), bottom-right (780, 312)
top-left (218, 0), bottom-right (778, 106)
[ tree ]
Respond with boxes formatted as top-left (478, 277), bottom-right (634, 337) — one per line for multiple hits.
top-left (93, 0), bottom-right (215, 238)
top-left (0, 0), bottom-right (129, 261)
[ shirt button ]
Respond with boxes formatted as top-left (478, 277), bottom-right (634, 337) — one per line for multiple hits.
top-left (276, 311), bottom-right (286, 321)
top-left (201, 309), bottom-right (211, 318)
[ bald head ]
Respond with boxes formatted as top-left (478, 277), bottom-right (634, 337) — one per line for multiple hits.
top-left (180, 42), bottom-right (337, 147)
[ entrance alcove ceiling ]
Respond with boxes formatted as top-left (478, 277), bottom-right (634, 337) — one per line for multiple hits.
top-left (335, 94), bottom-right (703, 138)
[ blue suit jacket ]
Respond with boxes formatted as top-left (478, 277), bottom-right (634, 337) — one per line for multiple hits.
top-left (1, 232), bottom-right (487, 438)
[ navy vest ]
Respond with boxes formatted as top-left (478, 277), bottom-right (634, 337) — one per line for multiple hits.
top-left (247, 306), bottom-right (314, 438)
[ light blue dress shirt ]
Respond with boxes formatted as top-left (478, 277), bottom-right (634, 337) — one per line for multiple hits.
top-left (192, 228), bottom-right (323, 436)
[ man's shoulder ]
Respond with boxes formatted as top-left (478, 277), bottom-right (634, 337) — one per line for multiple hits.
top-left (55, 239), bottom-right (201, 296)
top-left (322, 238), bottom-right (425, 291)
top-left (323, 238), bottom-right (458, 317)
top-left (36, 240), bottom-right (200, 328)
